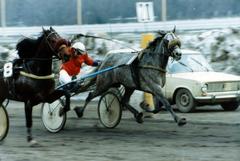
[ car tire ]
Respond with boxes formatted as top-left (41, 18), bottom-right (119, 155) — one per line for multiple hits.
top-left (175, 88), bottom-right (196, 113)
top-left (220, 101), bottom-right (239, 111)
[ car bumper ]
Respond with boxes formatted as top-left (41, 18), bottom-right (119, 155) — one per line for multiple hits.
top-left (194, 91), bottom-right (240, 103)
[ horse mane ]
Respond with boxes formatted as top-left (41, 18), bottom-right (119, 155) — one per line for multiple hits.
top-left (16, 34), bottom-right (44, 58)
top-left (144, 31), bottom-right (166, 52)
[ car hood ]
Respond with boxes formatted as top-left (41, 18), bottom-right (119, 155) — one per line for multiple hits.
top-left (170, 72), bottom-right (240, 82)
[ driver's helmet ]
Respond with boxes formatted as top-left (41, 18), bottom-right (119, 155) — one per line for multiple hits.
top-left (72, 42), bottom-right (86, 53)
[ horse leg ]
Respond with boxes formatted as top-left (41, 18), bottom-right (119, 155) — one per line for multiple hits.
top-left (24, 101), bottom-right (38, 146)
top-left (75, 83), bottom-right (111, 118)
top-left (45, 89), bottom-right (71, 116)
top-left (159, 97), bottom-right (186, 125)
top-left (149, 86), bottom-right (186, 126)
top-left (121, 88), bottom-right (143, 123)
top-left (74, 90), bottom-right (99, 118)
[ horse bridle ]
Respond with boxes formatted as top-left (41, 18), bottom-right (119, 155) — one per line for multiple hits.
top-left (137, 33), bottom-right (181, 73)
top-left (165, 33), bottom-right (181, 58)
top-left (44, 31), bottom-right (64, 59)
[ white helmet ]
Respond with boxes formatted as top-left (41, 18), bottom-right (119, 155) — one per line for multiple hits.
top-left (72, 42), bottom-right (86, 53)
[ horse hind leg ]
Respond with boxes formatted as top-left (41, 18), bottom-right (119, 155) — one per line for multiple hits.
top-left (74, 86), bottom-right (107, 118)
top-left (74, 92), bottom-right (93, 118)
top-left (121, 88), bottom-right (143, 123)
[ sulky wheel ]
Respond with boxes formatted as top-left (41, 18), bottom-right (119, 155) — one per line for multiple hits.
top-left (41, 99), bottom-right (66, 133)
top-left (0, 105), bottom-right (9, 141)
top-left (98, 89), bottom-right (122, 128)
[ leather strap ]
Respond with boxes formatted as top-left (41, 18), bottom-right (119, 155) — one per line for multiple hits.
top-left (138, 65), bottom-right (166, 73)
top-left (20, 71), bottom-right (55, 79)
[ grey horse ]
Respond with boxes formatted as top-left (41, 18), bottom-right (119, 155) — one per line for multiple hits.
top-left (77, 29), bottom-right (186, 126)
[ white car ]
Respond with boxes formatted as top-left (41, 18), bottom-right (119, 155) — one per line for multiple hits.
top-left (163, 49), bottom-right (240, 113)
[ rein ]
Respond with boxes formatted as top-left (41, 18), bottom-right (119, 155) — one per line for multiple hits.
top-left (45, 31), bottom-right (67, 59)
top-left (45, 31), bottom-right (57, 54)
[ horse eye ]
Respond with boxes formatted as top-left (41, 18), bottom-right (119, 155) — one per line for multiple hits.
top-left (164, 39), bottom-right (169, 45)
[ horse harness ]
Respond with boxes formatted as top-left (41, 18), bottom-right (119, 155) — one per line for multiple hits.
top-left (3, 60), bottom-right (55, 99)
top-left (129, 51), bottom-right (166, 89)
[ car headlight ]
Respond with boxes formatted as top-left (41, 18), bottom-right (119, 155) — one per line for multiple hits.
top-left (201, 84), bottom-right (208, 95)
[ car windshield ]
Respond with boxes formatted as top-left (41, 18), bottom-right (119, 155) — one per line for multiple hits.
top-left (168, 53), bottom-right (213, 74)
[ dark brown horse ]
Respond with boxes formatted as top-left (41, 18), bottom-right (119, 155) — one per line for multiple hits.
top-left (78, 29), bottom-right (187, 126)
top-left (0, 27), bottom-right (71, 145)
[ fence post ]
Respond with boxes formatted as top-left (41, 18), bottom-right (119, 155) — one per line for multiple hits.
top-left (0, 0), bottom-right (6, 27)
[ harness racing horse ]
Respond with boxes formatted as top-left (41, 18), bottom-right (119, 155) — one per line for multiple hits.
top-left (0, 27), bottom-right (71, 145)
top-left (80, 29), bottom-right (187, 126)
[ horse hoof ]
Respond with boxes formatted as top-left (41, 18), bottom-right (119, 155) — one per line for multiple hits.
top-left (74, 106), bottom-right (84, 118)
top-left (178, 118), bottom-right (187, 126)
top-left (135, 112), bottom-right (144, 124)
top-left (28, 139), bottom-right (41, 147)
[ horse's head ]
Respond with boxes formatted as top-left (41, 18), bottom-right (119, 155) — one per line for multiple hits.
top-left (161, 28), bottom-right (182, 61)
top-left (42, 27), bottom-right (71, 59)
top-left (153, 28), bottom-right (182, 61)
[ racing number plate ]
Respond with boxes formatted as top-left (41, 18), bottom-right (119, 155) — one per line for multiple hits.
top-left (3, 62), bottom-right (13, 78)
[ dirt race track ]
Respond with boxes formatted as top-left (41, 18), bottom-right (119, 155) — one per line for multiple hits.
top-left (0, 101), bottom-right (240, 161)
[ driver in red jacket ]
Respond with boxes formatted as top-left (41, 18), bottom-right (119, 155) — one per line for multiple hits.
top-left (58, 42), bottom-right (101, 116)
top-left (59, 42), bottom-right (100, 84)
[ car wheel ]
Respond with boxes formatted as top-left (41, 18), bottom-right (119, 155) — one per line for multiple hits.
top-left (175, 88), bottom-right (196, 113)
top-left (220, 101), bottom-right (239, 111)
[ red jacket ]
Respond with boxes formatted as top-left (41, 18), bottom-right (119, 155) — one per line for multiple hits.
top-left (61, 54), bottom-right (94, 76)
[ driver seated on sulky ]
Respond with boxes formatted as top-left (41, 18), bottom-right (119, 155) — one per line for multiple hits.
top-left (59, 42), bottom-right (101, 84)
top-left (58, 42), bottom-right (101, 116)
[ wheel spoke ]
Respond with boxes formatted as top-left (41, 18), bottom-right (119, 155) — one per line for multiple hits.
top-left (51, 101), bottom-right (62, 112)
top-left (98, 90), bottom-right (122, 129)
top-left (103, 97), bottom-right (109, 108)
top-left (41, 100), bottom-right (66, 133)
top-left (106, 95), bottom-right (117, 111)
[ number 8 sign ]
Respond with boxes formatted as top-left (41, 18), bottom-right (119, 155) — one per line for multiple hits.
top-left (3, 62), bottom-right (13, 78)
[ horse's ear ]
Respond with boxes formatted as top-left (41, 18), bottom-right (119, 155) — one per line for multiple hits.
top-left (50, 26), bottom-right (54, 31)
top-left (42, 26), bottom-right (46, 33)
top-left (173, 26), bottom-right (176, 33)
top-left (157, 30), bottom-right (166, 36)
